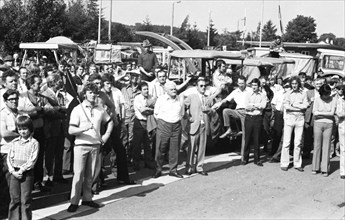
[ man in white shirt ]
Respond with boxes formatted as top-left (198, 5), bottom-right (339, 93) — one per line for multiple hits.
top-left (132, 82), bottom-right (155, 171)
top-left (153, 81), bottom-right (184, 178)
top-left (214, 76), bottom-right (251, 156)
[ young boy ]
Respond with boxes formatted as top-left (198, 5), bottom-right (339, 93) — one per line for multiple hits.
top-left (7, 115), bottom-right (39, 220)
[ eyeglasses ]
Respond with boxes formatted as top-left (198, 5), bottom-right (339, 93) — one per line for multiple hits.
top-left (7, 98), bottom-right (19, 101)
top-left (199, 85), bottom-right (206, 88)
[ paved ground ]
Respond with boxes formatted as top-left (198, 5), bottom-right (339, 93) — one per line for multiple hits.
top-left (30, 148), bottom-right (345, 220)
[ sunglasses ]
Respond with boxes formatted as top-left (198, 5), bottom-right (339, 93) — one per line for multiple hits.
top-left (7, 98), bottom-right (19, 101)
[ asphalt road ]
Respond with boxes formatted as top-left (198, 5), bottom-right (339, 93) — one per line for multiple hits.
top-left (66, 155), bottom-right (345, 220)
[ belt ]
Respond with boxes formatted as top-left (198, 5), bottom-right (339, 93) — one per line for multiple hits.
top-left (237, 108), bottom-right (245, 111)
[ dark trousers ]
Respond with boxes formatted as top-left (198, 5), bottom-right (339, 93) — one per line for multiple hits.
top-left (8, 169), bottom-right (34, 220)
top-left (33, 128), bottom-right (45, 185)
top-left (132, 118), bottom-right (153, 166)
top-left (260, 109), bottom-right (272, 150)
top-left (111, 122), bottom-right (131, 181)
top-left (155, 119), bottom-right (181, 172)
top-left (242, 115), bottom-right (262, 163)
top-left (271, 111), bottom-right (284, 156)
top-left (45, 132), bottom-right (64, 179)
top-left (303, 122), bottom-right (314, 157)
top-left (0, 153), bottom-right (10, 218)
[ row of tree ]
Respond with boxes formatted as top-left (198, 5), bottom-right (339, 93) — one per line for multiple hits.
top-left (0, 0), bottom-right (344, 54)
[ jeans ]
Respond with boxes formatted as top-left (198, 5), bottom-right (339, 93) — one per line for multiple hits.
top-left (280, 114), bottom-right (304, 168)
top-left (312, 121), bottom-right (333, 173)
top-left (8, 169), bottom-right (34, 220)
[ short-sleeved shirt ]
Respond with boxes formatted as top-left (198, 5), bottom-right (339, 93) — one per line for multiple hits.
top-left (0, 107), bottom-right (18, 153)
top-left (245, 91), bottom-right (268, 115)
top-left (138, 51), bottom-right (158, 81)
top-left (225, 87), bottom-right (253, 109)
top-left (154, 94), bottom-right (183, 123)
top-left (69, 101), bottom-right (111, 146)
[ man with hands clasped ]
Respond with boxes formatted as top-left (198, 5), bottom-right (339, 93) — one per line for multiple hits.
top-left (67, 83), bottom-right (113, 212)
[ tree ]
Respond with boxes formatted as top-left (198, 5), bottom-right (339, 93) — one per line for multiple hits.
top-left (262, 20), bottom-right (277, 41)
top-left (284, 15), bottom-right (318, 43)
top-left (22, 0), bottom-right (67, 42)
top-left (64, 0), bottom-right (88, 42)
top-left (0, 0), bottom-right (27, 52)
top-left (335, 38), bottom-right (345, 48)
top-left (318, 33), bottom-right (336, 43)
top-left (215, 30), bottom-right (242, 49)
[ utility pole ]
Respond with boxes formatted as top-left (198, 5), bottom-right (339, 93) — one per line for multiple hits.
top-left (98, 0), bottom-right (102, 43)
top-left (259, 0), bottom-right (264, 47)
top-left (207, 10), bottom-right (211, 47)
top-left (108, 0), bottom-right (112, 43)
top-left (171, 1), bottom-right (181, 36)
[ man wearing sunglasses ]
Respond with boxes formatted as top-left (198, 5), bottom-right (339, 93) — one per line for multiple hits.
top-left (0, 89), bottom-right (20, 218)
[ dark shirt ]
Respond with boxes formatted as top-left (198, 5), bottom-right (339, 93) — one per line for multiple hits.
top-left (138, 51), bottom-right (158, 81)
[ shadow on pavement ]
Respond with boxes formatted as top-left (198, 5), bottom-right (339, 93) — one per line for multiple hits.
top-left (59, 183), bottom-right (164, 220)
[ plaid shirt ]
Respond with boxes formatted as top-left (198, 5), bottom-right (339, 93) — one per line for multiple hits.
top-left (7, 136), bottom-right (39, 173)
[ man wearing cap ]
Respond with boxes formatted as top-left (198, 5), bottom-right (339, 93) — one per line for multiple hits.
top-left (138, 39), bottom-right (158, 82)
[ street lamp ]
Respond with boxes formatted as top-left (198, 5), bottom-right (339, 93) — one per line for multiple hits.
top-left (171, 1), bottom-right (181, 36)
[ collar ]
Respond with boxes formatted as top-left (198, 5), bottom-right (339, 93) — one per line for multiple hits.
top-left (82, 100), bottom-right (98, 109)
top-left (13, 136), bottom-right (33, 144)
top-left (3, 106), bottom-right (18, 115)
top-left (164, 94), bottom-right (178, 101)
top-left (291, 89), bottom-right (303, 94)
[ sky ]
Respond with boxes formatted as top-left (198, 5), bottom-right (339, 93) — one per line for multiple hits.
top-left (98, 0), bottom-right (345, 38)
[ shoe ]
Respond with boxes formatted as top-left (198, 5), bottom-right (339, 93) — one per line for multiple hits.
top-left (241, 161), bottom-right (247, 166)
top-left (311, 170), bottom-right (318, 175)
top-left (295, 167), bottom-right (304, 172)
top-left (185, 170), bottom-right (193, 175)
top-left (67, 204), bottom-right (78, 212)
top-left (152, 171), bottom-right (162, 178)
top-left (255, 161), bottom-right (263, 167)
top-left (198, 171), bottom-right (208, 176)
top-left (117, 179), bottom-right (136, 185)
top-left (92, 190), bottom-right (99, 195)
top-left (169, 171), bottom-right (183, 178)
top-left (322, 172), bottom-right (328, 177)
top-left (34, 182), bottom-right (51, 192)
top-left (81, 201), bottom-right (102, 208)
top-left (281, 167), bottom-right (288, 171)
top-left (234, 131), bottom-right (243, 136)
top-left (219, 129), bottom-right (232, 139)
top-left (45, 179), bottom-right (54, 187)
top-left (341, 175), bottom-right (345, 179)
top-left (269, 158), bottom-right (280, 163)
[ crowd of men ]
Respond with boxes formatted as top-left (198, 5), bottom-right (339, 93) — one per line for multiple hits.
top-left (0, 39), bottom-right (345, 218)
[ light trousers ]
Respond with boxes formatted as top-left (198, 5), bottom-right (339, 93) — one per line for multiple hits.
top-left (187, 124), bottom-right (206, 172)
top-left (70, 145), bottom-right (99, 205)
top-left (280, 114), bottom-right (304, 168)
top-left (312, 121), bottom-right (333, 173)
